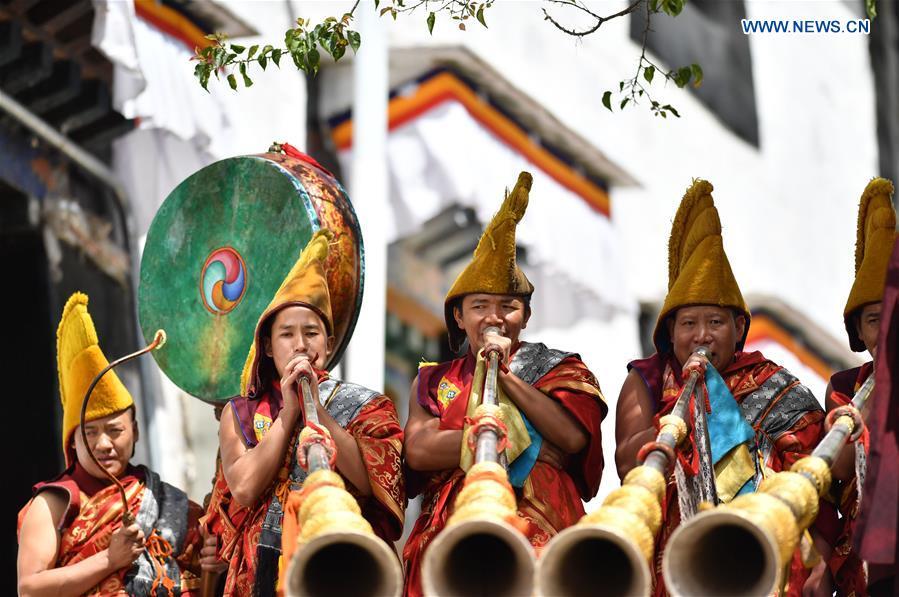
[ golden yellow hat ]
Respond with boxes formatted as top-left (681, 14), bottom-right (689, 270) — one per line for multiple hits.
top-left (444, 172), bottom-right (535, 353)
top-left (241, 230), bottom-right (333, 395)
top-left (653, 179), bottom-right (750, 352)
top-left (57, 293), bottom-right (134, 467)
top-left (844, 178), bottom-right (897, 351)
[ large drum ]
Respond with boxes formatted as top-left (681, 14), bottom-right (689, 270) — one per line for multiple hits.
top-left (139, 152), bottom-right (364, 403)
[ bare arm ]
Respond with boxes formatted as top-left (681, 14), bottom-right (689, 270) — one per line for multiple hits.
top-left (220, 403), bottom-right (299, 507)
top-left (18, 492), bottom-right (144, 597)
top-left (499, 370), bottom-right (588, 454)
top-left (404, 376), bottom-right (464, 471)
top-left (615, 369), bottom-right (658, 480)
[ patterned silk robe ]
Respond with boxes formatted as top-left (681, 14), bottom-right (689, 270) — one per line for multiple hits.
top-left (403, 341), bottom-right (607, 597)
top-left (203, 373), bottom-right (405, 597)
top-left (18, 463), bottom-right (203, 595)
top-left (628, 350), bottom-right (824, 597)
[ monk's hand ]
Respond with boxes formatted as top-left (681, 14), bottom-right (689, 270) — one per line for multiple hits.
top-left (199, 531), bottom-right (228, 574)
top-left (682, 350), bottom-right (709, 378)
top-left (280, 354), bottom-right (316, 425)
top-left (537, 440), bottom-right (567, 469)
top-left (483, 329), bottom-right (512, 366)
top-left (108, 522), bottom-right (145, 570)
top-left (802, 560), bottom-right (832, 597)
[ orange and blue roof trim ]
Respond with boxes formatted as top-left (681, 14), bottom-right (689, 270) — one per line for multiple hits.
top-left (134, 0), bottom-right (214, 52)
top-left (328, 68), bottom-right (611, 217)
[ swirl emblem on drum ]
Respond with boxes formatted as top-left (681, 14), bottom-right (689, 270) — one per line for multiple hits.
top-left (201, 247), bottom-right (247, 315)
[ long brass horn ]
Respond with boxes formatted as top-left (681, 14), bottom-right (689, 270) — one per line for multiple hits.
top-left (535, 346), bottom-right (711, 597)
top-left (423, 329), bottom-right (537, 597)
top-left (663, 372), bottom-right (876, 597)
top-left (284, 376), bottom-right (402, 597)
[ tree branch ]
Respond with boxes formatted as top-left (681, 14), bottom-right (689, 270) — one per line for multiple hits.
top-left (542, 0), bottom-right (643, 37)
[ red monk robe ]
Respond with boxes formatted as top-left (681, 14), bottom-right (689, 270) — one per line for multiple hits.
top-left (826, 361), bottom-right (873, 596)
top-left (403, 342), bottom-right (606, 597)
top-left (18, 463), bottom-right (204, 595)
top-left (628, 350), bottom-right (824, 597)
top-left (203, 372), bottom-right (405, 597)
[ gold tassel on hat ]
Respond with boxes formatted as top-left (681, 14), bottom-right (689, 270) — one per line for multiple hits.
top-left (653, 179), bottom-right (749, 352)
top-left (57, 293), bottom-right (134, 466)
top-left (241, 229), bottom-right (334, 396)
top-left (444, 172), bottom-right (535, 352)
top-left (843, 178), bottom-right (897, 351)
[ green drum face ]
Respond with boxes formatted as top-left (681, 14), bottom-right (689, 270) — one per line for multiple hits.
top-left (139, 154), bottom-right (364, 403)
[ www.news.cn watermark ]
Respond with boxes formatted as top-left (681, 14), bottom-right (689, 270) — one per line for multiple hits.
top-left (741, 19), bottom-right (871, 34)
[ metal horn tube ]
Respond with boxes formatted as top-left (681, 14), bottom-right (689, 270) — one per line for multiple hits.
top-left (423, 326), bottom-right (536, 597)
top-left (536, 347), bottom-right (710, 597)
top-left (285, 376), bottom-right (402, 597)
top-left (663, 372), bottom-right (875, 597)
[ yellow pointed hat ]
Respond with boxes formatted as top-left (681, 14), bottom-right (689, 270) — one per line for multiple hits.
top-left (241, 230), bottom-right (334, 396)
top-left (844, 178), bottom-right (897, 351)
top-left (444, 172), bottom-right (535, 352)
top-left (57, 293), bottom-right (134, 467)
top-left (653, 179), bottom-right (750, 352)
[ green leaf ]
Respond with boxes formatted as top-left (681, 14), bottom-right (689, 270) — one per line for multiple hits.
top-left (331, 42), bottom-right (345, 61)
top-left (227, 73), bottom-right (237, 90)
top-left (238, 62), bottom-right (252, 87)
top-left (620, 98), bottom-right (630, 110)
top-left (662, 0), bottom-right (685, 16)
top-left (259, 55), bottom-right (268, 70)
top-left (690, 63), bottom-right (703, 88)
top-left (866, 0), bottom-right (877, 19)
top-left (649, 0), bottom-right (661, 11)
top-left (380, 7), bottom-right (392, 16)
top-left (248, 45), bottom-right (259, 59)
top-left (675, 66), bottom-right (692, 88)
top-left (619, 81), bottom-right (624, 92)
top-left (638, 89), bottom-right (644, 97)
top-left (661, 110), bottom-right (667, 118)
top-left (230, 44), bottom-right (246, 54)
top-left (262, 44), bottom-right (273, 56)
top-left (309, 47), bottom-right (321, 69)
top-left (427, 11), bottom-right (436, 34)
top-left (662, 104), bottom-right (680, 117)
top-left (348, 30), bottom-right (361, 52)
top-left (602, 90), bottom-right (612, 112)
top-left (644, 65), bottom-right (655, 84)
top-left (476, 6), bottom-right (487, 27)
top-left (272, 48), bottom-right (282, 67)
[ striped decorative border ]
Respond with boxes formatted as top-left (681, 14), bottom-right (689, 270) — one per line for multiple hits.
top-left (134, 0), bottom-right (212, 51)
top-left (745, 313), bottom-right (832, 380)
top-left (329, 69), bottom-right (611, 217)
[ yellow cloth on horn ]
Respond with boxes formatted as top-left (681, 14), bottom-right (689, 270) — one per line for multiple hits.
top-left (843, 178), bottom-right (897, 351)
top-left (241, 230), bottom-right (334, 396)
top-left (653, 179), bottom-right (750, 352)
top-left (459, 351), bottom-right (531, 472)
top-left (444, 172), bottom-right (535, 352)
top-left (57, 292), bottom-right (134, 466)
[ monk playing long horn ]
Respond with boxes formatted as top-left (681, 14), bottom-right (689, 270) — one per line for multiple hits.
top-left (201, 231), bottom-right (405, 596)
top-left (402, 171), bottom-right (608, 597)
top-left (811, 178), bottom-right (896, 596)
top-left (17, 293), bottom-right (206, 595)
top-left (615, 179), bottom-right (824, 596)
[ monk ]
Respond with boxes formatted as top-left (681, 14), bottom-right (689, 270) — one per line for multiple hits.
top-left (818, 178), bottom-right (896, 596)
top-left (17, 293), bottom-right (204, 596)
top-left (615, 180), bottom-right (823, 596)
top-left (402, 172), bottom-right (607, 596)
top-left (202, 231), bottom-right (405, 596)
